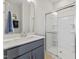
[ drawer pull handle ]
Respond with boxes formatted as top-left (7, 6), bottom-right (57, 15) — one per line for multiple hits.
top-left (4, 55), bottom-right (8, 58)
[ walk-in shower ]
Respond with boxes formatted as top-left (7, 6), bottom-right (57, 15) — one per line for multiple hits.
top-left (45, 2), bottom-right (76, 59)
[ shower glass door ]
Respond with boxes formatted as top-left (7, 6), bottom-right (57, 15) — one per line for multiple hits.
top-left (45, 13), bottom-right (58, 59)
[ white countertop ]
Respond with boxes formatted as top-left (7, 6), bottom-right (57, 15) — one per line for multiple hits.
top-left (4, 35), bottom-right (45, 50)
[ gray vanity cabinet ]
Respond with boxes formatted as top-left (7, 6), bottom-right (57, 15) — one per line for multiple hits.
top-left (32, 46), bottom-right (44, 59)
top-left (4, 39), bottom-right (44, 59)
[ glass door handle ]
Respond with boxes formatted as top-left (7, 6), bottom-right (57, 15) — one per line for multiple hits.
top-left (59, 51), bottom-right (63, 53)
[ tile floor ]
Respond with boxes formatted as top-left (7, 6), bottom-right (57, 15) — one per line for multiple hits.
top-left (45, 52), bottom-right (54, 59)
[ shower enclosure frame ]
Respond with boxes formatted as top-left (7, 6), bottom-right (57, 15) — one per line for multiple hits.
top-left (45, 2), bottom-right (76, 59)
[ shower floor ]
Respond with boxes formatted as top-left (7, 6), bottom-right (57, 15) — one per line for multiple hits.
top-left (45, 51), bottom-right (55, 59)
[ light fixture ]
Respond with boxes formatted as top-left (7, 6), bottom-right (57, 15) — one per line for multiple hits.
top-left (27, 0), bottom-right (33, 2)
top-left (27, 0), bottom-right (36, 5)
top-left (52, 12), bottom-right (58, 16)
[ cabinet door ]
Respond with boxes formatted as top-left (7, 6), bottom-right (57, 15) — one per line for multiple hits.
top-left (32, 46), bottom-right (44, 59)
top-left (15, 52), bottom-right (31, 59)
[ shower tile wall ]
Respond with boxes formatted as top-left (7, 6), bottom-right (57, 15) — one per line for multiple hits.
top-left (57, 6), bottom-right (75, 59)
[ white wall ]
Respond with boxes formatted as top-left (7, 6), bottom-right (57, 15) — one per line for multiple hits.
top-left (33, 0), bottom-right (54, 35)
top-left (29, 2), bottom-right (35, 33)
top-left (22, 0), bottom-right (30, 34)
top-left (53, 0), bottom-right (75, 11)
top-left (30, 0), bottom-right (76, 35)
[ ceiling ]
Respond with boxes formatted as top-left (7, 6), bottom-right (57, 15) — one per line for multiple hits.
top-left (5, 0), bottom-right (62, 5)
top-left (6, 0), bottom-right (61, 4)
top-left (49, 0), bottom-right (61, 3)
top-left (6, 0), bottom-right (23, 4)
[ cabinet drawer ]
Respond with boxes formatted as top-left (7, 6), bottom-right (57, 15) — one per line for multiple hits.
top-left (6, 39), bottom-right (44, 58)
top-left (7, 48), bottom-right (19, 59)
top-left (19, 39), bottom-right (44, 55)
top-left (30, 39), bottom-right (44, 49)
top-left (7, 45), bottom-right (31, 59)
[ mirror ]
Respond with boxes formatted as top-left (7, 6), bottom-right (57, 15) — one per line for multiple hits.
top-left (4, 0), bottom-right (35, 38)
top-left (4, 0), bottom-right (22, 34)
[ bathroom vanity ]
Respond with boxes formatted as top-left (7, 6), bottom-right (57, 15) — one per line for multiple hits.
top-left (4, 35), bottom-right (44, 59)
